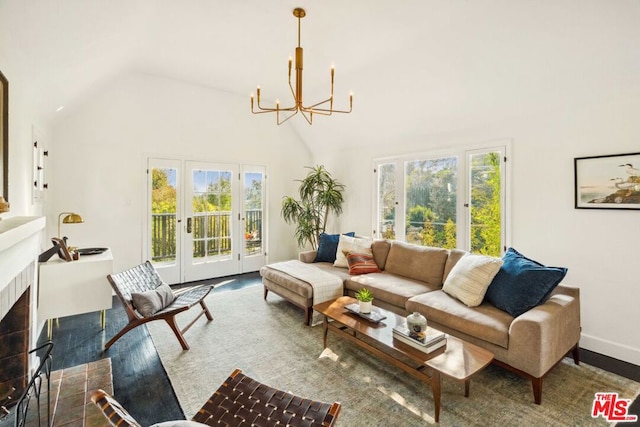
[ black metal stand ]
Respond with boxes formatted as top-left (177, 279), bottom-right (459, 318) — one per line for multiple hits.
top-left (14, 341), bottom-right (54, 427)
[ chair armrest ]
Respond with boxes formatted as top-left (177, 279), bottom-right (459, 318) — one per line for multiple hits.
top-left (299, 250), bottom-right (318, 263)
top-left (90, 389), bottom-right (143, 427)
top-left (508, 286), bottom-right (581, 378)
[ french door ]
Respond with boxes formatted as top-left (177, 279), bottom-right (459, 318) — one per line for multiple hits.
top-left (146, 158), bottom-right (266, 284)
top-left (184, 161), bottom-right (239, 280)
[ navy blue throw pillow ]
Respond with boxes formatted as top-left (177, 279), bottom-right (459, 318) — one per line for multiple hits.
top-left (485, 248), bottom-right (567, 317)
top-left (314, 232), bottom-right (355, 263)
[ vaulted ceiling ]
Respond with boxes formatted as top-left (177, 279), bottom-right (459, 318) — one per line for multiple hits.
top-left (2, 0), bottom-right (639, 151)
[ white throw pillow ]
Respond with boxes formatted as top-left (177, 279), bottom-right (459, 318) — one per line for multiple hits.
top-left (131, 284), bottom-right (176, 317)
top-left (333, 235), bottom-right (373, 268)
top-left (442, 253), bottom-right (503, 307)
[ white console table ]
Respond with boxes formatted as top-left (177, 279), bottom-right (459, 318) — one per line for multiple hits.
top-left (38, 249), bottom-right (113, 335)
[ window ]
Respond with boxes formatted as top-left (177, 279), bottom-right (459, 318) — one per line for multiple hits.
top-left (405, 156), bottom-right (457, 248)
top-left (468, 150), bottom-right (503, 255)
top-left (191, 169), bottom-right (233, 259)
top-left (378, 163), bottom-right (397, 240)
top-left (374, 144), bottom-right (508, 256)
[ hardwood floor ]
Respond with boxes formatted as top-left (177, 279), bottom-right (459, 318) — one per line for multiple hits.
top-left (36, 270), bottom-right (639, 426)
top-left (37, 271), bottom-right (262, 426)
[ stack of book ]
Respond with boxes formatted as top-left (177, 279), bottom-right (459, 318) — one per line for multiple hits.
top-left (392, 324), bottom-right (446, 354)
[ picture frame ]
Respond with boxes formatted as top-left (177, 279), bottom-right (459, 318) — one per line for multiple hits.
top-left (574, 152), bottom-right (640, 210)
top-left (1, 70), bottom-right (8, 207)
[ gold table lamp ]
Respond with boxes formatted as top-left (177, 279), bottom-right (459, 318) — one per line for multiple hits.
top-left (58, 212), bottom-right (84, 238)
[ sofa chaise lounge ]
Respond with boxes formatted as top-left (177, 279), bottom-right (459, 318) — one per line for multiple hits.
top-left (260, 239), bottom-right (581, 404)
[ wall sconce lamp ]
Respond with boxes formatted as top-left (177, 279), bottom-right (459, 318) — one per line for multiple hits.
top-left (58, 212), bottom-right (84, 238)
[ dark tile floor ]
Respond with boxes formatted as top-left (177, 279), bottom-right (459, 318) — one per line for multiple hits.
top-left (36, 271), bottom-right (262, 426)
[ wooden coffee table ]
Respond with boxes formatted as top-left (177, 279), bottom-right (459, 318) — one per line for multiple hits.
top-left (313, 296), bottom-right (494, 423)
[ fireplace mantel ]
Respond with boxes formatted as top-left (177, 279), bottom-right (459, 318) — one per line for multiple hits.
top-left (0, 216), bottom-right (45, 252)
top-left (0, 216), bottom-right (45, 295)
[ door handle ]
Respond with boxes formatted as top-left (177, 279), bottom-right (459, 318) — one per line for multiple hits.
top-left (187, 217), bottom-right (192, 234)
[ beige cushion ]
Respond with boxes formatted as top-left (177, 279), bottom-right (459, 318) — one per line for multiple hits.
top-left (260, 263), bottom-right (351, 300)
top-left (334, 235), bottom-right (373, 268)
top-left (371, 239), bottom-right (391, 269)
top-left (345, 272), bottom-right (439, 309)
top-left (384, 241), bottom-right (449, 286)
top-left (131, 284), bottom-right (176, 317)
top-left (442, 253), bottom-right (503, 307)
top-left (406, 290), bottom-right (512, 348)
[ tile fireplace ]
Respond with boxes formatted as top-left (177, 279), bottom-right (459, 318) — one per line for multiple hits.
top-left (0, 265), bottom-right (33, 401)
top-left (0, 217), bottom-right (45, 408)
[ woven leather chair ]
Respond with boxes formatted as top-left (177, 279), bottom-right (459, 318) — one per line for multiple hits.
top-left (105, 260), bottom-right (213, 351)
top-left (192, 369), bottom-right (341, 426)
top-left (91, 369), bottom-right (341, 427)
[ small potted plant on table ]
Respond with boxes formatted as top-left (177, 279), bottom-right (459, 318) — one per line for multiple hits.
top-left (355, 288), bottom-right (374, 314)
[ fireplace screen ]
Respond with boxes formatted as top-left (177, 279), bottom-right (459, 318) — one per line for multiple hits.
top-left (0, 341), bottom-right (53, 427)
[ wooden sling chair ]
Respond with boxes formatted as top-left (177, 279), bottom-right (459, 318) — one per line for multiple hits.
top-left (105, 260), bottom-right (213, 351)
top-left (91, 368), bottom-right (342, 427)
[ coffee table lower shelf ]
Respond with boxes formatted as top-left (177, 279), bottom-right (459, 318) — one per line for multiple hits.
top-left (314, 296), bottom-right (494, 423)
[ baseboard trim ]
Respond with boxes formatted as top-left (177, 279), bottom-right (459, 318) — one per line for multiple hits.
top-left (580, 333), bottom-right (640, 367)
top-left (580, 347), bottom-right (640, 382)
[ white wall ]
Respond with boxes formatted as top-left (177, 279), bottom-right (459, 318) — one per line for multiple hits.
top-left (1, 17), bottom-right (52, 350)
top-left (0, 42), bottom-right (49, 219)
top-left (323, 92), bottom-right (640, 366)
top-left (50, 72), bottom-right (312, 273)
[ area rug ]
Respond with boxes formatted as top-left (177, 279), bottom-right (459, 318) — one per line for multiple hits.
top-left (147, 285), bottom-right (639, 426)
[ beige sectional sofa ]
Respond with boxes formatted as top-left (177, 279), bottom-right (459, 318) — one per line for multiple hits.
top-left (260, 239), bottom-right (581, 404)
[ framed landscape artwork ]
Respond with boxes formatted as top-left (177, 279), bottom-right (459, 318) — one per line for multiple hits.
top-left (574, 152), bottom-right (640, 210)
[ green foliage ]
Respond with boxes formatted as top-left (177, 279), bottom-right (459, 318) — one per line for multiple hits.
top-left (444, 218), bottom-right (457, 249)
top-left (404, 158), bottom-right (457, 248)
top-left (379, 163), bottom-right (397, 222)
top-left (355, 288), bottom-right (374, 302)
top-left (151, 169), bottom-right (177, 261)
top-left (281, 165), bottom-right (345, 249)
top-left (245, 179), bottom-right (263, 210)
top-left (152, 169), bottom-right (176, 214)
top-left (407, 205), bottom-right (435, 227)
top-left (470, 152), bottom-right (501, 256)
top-left (381, 228), bottom-right (396, 240)
top-left (193, 173), bottom-right (232, 213)
top-left (421, 220), bottom-right (437, 246)
top-left (399, 153), bottom-right (501, 255)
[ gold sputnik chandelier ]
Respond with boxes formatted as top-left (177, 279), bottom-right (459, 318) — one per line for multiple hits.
top-left (250, 7), bottom-right (353, 125)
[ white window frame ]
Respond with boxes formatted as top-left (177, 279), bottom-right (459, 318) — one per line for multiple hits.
top-left (372, 140), bottom-right (511, 254)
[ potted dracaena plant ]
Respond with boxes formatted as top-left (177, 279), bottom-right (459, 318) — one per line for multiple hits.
top-left (281, 165), bottom-right (345, 250)
top-left (354, 288), bottom-right (374, 314)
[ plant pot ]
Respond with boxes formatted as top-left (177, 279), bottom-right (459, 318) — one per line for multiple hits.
top-left (359, 300), bottom-right (372, 314)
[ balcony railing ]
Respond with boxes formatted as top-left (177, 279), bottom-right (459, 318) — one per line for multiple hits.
top-left (151, 210), bottom-right (263, 262)
top-left (152, 213), bottom-right (177, 262)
